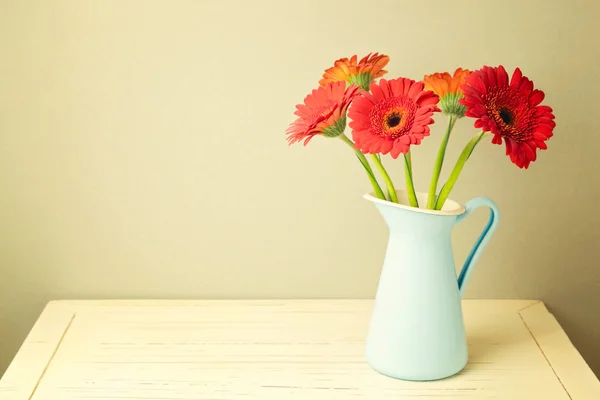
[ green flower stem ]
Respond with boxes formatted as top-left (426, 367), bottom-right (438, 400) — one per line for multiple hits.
top-left (370, 154), bottom-right (398, 203)
top-left (403, 151), bottom-right (419, 208)
top-left (434, 131), bottom-right (490, 210)
top-left (339, 135), bottom-right (385, 200)
top-left (426, 116), bottom-right (457, 209)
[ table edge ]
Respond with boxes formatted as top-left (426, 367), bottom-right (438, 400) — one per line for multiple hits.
top-left (519, 301), bottom-right (600, 399)
top-left (0, 301), bottom-right (75, 400)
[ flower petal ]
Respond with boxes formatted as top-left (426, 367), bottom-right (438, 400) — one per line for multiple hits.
top-left (510, 67), bottom-right (523, 88)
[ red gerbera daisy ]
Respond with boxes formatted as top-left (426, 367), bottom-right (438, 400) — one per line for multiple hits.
top-left (348, 78), bottom-right (440, 158)
top-left (286, 81), bottom-right (360, 145)
top-left (459, 65), bottom-right (556, 168)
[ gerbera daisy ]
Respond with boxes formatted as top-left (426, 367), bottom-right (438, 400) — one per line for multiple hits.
top-left (286, 81), bottom-right (360, 145)
top-left (423, 68), bottom-right (471, 118)
top-left (459, 65), bottom-right (556, 168)
top-left (319, 53), bottom-right (389, 91)
top-left (348, 78), bottom-right (440, 158)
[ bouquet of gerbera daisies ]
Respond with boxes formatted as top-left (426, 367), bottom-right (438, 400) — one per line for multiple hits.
top-left (286, 53), bottom-right (556, 209)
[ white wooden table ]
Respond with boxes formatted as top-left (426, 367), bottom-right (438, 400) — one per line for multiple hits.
top-left (0, 300), bottom-right (598, 399)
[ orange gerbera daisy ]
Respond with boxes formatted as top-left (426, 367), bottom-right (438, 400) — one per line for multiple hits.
top-left (423, 68), bottom-right (471, 118)
top-left (319, 53), bottom-right (389, 91)
top-left (348, 78), bottom-right (440, 158)
top-left (286, 81), bottom-right (360, 145)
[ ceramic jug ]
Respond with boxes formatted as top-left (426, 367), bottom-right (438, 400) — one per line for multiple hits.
top-left (364, 190), bottom-right (499, 381)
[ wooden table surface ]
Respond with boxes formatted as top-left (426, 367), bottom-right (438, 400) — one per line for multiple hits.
top-left (0, 300), bottom-right (598, 399)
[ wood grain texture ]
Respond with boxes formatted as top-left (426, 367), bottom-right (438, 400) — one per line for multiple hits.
top-left (0, 300), bottom-right (597, 399)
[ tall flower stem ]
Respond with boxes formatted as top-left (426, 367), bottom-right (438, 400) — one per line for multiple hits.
top-left (370, 154), bottom-right (398, 203)
top-left (434, 131), bottom-right (490, 210)
top-left (339, 134), bottom-right (385, 200)
top-left (426, 115), bottom-right (457, 209)
top-left (403, 151), bottom-right (419, 208)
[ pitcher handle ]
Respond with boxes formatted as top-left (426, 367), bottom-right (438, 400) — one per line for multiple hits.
top-left (454, 197), bottom-right (500, 296)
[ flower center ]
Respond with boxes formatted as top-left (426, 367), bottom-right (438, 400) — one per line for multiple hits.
top-left (498, 107), bottom-right (514, 125)
top-left (483, 87), bottom-right (536, 143)
top-left (369, 97), bottom-right (415, 139)
top-left (380, 107), bottom-right (409, 137)
top-left (387, 113), bottom-right (402, 128)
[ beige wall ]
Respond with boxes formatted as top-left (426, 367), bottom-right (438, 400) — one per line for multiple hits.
top-left (1, 0), bottom-right (599, 376)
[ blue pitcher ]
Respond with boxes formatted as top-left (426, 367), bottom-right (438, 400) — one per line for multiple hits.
top-left (364, 190), bottom-right (499, 381)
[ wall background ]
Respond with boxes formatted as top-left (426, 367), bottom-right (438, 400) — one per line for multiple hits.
top-left (1, 0), bottom-right (599, 376)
